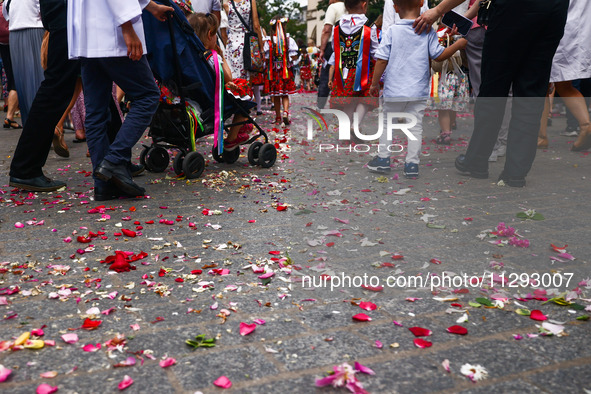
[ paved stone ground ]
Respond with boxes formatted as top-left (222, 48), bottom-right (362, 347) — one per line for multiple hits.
top-left (0, 93), bottom-right (590, 393)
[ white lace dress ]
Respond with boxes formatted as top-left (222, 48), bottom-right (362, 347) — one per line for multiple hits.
top-left (226, 0), bottom-right (251, 80)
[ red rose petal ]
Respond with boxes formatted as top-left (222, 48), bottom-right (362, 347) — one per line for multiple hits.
top-left (447, 325), bottom-right (468, 335)
top-left (239, 322), bottom-right (256, 336)
top-left (358, 302), bottom-right (377, 311)
top-left (409, 326), bottom-right (432, 337)
top-left (352, 313), bottom-right (372, 322)
top-left (530, 310), bottom-right (548, 321)
top-left (213, 376), bottom-right (232, 389)
top-left (81, 318), bottom-right (102, 330)
top-left (121, 229), bottom-right (136, 237)
top-left (361, 285), bottom-right (383, 292)
top-left (414, 338), bottom-right (432, 348)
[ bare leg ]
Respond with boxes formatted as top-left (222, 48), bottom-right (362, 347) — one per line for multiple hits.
top-left (559, 81), bottom-right (591, 150)
top-left (436, 109), bottom-right (453, 145)
top-left (273, 96), bottom-right (281, 122)
top-left (6, 90), bottom-right (19, 123)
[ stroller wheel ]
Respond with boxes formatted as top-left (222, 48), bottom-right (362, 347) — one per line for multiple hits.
top-left (258, 143), bottom-right (277, 168)
top-left (248, 142), bottom-right (263, 166)
top-left (173, 151), bottom-right (186, 175)
top-left (183, 151), bottom-right (205, 179)
top-left (222, 147), bottom-right (240, 164)
top-left (211, 146), bottom-right (224, 163)
top-left (145, 146), bottom-right (170, 173)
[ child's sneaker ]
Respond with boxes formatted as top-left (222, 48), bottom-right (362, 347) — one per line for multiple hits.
top-left (403, 162), bottom-right (419, 179)
top-left (224, 132), bottom-right (250, 151)
top-left (367, 157), bottom-right (391, 173)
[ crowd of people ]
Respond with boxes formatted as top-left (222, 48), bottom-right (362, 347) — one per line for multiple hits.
top-left (2, 0), bottom-right (590, 198)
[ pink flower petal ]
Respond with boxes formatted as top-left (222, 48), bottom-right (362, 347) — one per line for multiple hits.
top-left (442, 359), bottom-right (450, 372)
top-left (374, 340), bottom-right (383, 349)
top-left (315, 374), bottom-right (336, 387)
top-left (82, 343), bottom-right (101, 352)
top-left (0, 364), bottom-right (12, 382)
top-left (409, 327), bottom-right (432, 337)
top-left (39, 371), bottom-right (58, 379)
top-left (31, 328), bottom-right (45, 337)
top-left (159, 358), bottom-right (176, 368)
top-left (14, 222), bottom-right (24, 228)
top-left (413, 338), bottom-right (432, 348)
top-left (130, 324), bottom-right (140, 331)
top-left (213, 375), bottom-right (232, 389)
top-left (358, 301), bottom-right (377, 311)
top-left (354, 361), bottom-right (375, 375)
top-left (118, 375), bottom-right (133, 390)
top-left (352, 313), bottom-right (372, 322)
top-left (254, 319), bottom-right (266, 325)
top-left (530, 310), bottom-right (548, 321)
top-left (239, 322), bottom-right (256, 336)
top-left (447, 325), bottom-right (468, 335)
top-left (36, 383), bottom-right (58, 394)
top-left (61, 333), bottom-right (79, 344)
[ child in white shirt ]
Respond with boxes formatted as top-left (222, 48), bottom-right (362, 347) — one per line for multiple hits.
top-left (67, 0), bottom-right (172, 199)
top-left (367, 0), bottom-right (465, 179)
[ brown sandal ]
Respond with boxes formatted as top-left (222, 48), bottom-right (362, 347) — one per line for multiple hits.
top-left (52, 126), bottom-right (70, 158)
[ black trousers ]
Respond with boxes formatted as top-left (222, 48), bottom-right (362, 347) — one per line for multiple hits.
top-left (9, 27), bottom-right (80, 179)
top-left (464, 0), bottom-right (569, 177)
top-left (317, 45), bottom-right (333, 109)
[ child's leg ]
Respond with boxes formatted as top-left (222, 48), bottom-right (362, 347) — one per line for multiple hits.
top-left (282, 95), bottom-right (289, 114)
top-left (253, 85), bottom-right (262, 113)
top-left (227, 114), bottom-right (249, 141)
top-left (404, 101), bottom-right (427, 165)
top-left (377, 101), bottom-right (404, 158)
top-left (273, 96), bottom-right (281, 121)
top-left (438, 110), bottom-right (452, 132)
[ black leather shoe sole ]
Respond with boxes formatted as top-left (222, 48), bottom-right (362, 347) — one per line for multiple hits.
top-left (94, 163), bottom-right (145, 196)
top-left (9, 176), bottom-right (66, 192)
top-left (455, 155), bottom-right (489, 179)
top-left (498, 173), bottom-right (526, 187)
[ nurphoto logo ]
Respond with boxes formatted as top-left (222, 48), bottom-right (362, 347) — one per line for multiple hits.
top-left (303, 107), bottom-right (417, 153)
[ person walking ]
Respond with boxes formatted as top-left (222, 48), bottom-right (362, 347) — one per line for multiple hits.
top-left (415, 0), bottom-right (569, 187)
top-left (67, 0), bottom-right (171, 200)
top-left (3, 0), bottom-right (45, 125)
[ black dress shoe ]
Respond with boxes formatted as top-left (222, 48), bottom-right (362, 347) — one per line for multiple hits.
top-left (129, 162), bottom-right (145, 177)
top-left (9, 175), bottom-right (66, 192)
top-left (498, 171), bottom-right (526, 187)
top-left (455, 155), bottom-right (489, 179)
top-left (94, 183), bottom-right (140, 201)
top-left (94, 160), bottom-right (145, 196)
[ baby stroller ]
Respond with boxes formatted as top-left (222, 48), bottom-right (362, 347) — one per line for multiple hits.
top-left (140, 1), bottom-right (276, 179)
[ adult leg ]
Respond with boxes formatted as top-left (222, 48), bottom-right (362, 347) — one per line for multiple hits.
top-left (0, 44), bottom-right (20, 128)
top-left (502, 0), bottom-right (568, 179)
top-left (9, 27), bottom-right (79, 182)
top-left (98, 56), bottom-right (159, 167)
top-left (317, 46), bottom-right (332, 109)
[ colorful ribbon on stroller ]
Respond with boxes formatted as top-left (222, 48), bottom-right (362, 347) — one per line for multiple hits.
top-left (185, 101), bottom-right (203, 152)
top-left (212, 50), bottom-right (224, 155)
top-left (333, 24), bottom-right (372, 92)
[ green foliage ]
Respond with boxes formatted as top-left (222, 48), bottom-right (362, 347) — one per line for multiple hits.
top-left (257, 0), bottom-right (307, 44)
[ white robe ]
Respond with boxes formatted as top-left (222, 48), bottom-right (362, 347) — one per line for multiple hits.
top-left (550, 0), bottom-right (591, 82)
top-left (67, 0), bottom-right (151, 59)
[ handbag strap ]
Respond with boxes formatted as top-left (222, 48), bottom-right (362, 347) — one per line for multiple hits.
top-left (229, 0), bottom-right (252, 31)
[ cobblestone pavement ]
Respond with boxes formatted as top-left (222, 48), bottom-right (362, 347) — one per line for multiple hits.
top-left (0, 93), bottom-right (590, 393)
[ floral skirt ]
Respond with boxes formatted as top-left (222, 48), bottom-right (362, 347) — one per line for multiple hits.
top-left (250, 71), bottom-right (266, 87)
top-left (330, 66), bottom-right (377, 109)
top-left (431, 71), bottom-right (469, 112)
top-left (300, 65), bottom-right (313, 81)
top-left (265, 67), bottom-right (297, 96)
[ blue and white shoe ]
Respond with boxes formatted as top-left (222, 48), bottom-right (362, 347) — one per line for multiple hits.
top-left (367, 157), bottom-right (391, 173)
top-left (403, 162), bottom-right (419, 179)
